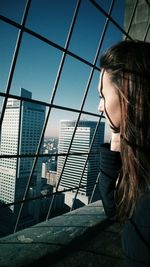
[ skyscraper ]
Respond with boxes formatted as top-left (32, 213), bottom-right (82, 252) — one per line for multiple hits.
top-left (0, 88), bottom-right (45, 225)
top-left (57, 120), bottom-right (105, 207)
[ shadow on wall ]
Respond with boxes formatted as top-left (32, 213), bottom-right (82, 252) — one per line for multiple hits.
top-left (0, 201), bottom-right (16, 237)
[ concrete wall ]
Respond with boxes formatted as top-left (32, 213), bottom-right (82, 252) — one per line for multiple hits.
top-left (0, 201), bottom-right (123, 267)
top-left (124, 0), bottom-right (150, 41)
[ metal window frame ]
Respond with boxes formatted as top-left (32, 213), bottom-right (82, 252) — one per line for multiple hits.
top-left (0, 0), bottom-right (149, 234)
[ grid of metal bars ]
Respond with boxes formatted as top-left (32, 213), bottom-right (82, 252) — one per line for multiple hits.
top-left (0, 0), bottom-right (150, 235)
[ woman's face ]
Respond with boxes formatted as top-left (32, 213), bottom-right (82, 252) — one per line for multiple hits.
top-left (98, 69), bottom-right (121, 132)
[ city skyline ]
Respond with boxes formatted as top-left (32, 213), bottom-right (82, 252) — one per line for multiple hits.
top-left (0, 0), bottom-right (125, 137)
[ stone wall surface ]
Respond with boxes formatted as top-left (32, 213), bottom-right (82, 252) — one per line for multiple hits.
top-left (0, 201), bottom-right (123, 267)
top-left (124, 0), bottom-right (150, 41)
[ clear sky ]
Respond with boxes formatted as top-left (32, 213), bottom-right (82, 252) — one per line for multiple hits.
top-left (0, 0), bottom-right (125, 138)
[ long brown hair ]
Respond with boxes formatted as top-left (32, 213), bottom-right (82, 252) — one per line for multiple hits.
top-left (100, 40), bottom-right (150, 221)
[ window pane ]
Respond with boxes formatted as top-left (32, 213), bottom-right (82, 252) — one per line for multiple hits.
top-left (0, 0), bottom-right (27, 23)
top-left (53, 56), bottom-right (91, 109)
top-left (69, 0), bottom-right (106, 62)
top-left (10, 33), bottom-right (62, 103)
top-left (26, 0), bottom-right (76, 46)
top-left (96, 21), bottom-right (124, 67)
top-left (0, 22), bottom-right (19, 93)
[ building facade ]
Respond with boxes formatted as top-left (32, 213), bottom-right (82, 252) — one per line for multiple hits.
top-left (57, 120), bottom-right (105, 207)
top-left (0, 88), bottom-right (45, 224)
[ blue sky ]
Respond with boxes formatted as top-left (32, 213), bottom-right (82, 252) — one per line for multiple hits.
top-left (0, 0), bottom-right (125, 137)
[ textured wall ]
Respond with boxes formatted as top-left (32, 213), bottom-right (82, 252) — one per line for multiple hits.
top-left (124, 0), bottom-right (150, 41)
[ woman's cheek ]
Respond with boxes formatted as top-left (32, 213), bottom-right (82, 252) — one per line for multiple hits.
top-left (104, 101), bottom-right (121, 129)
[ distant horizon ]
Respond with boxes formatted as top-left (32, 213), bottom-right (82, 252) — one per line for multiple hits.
top-left (44, 119), bottom-right (111, 144)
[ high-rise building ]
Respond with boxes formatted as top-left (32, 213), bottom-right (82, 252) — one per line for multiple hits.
top-left (57, 120), bottom-right (105, 207)
top-left (0, 88), bottom-right (45, 225)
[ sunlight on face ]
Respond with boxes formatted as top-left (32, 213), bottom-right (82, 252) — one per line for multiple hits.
top-left (98, 69), bottom-right (121, 132)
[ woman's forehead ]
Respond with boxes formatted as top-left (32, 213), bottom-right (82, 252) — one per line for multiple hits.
top-left (98, 69), bottom-right (105, 93)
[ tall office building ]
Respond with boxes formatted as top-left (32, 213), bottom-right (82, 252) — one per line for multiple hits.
top-left (0, 88), bottom-right (45, 225)
top-left (57, 120), bottom-right (105, 207)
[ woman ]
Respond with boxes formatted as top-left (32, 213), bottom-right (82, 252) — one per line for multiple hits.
top-left (98, 40), bottom-right (150, 266)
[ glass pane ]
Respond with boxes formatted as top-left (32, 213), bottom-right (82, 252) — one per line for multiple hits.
top-left (69, 0), bottom-right (106, 62)
top-left (53, 55), bottom-right (91, 109)
top-left (94, 0), bottom-right (113, 13)
top-left (97, 21), bottom-right (124, 67)
top-left (10, 33), bottom-right (62, 103)
top-left (44, 108), bottom-right (79, 139)
top-left (0, 0), bottom-right (27, 23)
top-left (0, 96), bottom-right (4, 116)
top-left (0, 21), bottom-right (19, 93)
top-left (111, 0), bottom-right (125, 26)
top-left (26, 0), bottom-right (76, 46)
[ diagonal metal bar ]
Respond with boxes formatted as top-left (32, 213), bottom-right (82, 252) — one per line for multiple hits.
top-left (0, 14), bottom-right (100, 72)
top-left (0, 151), bottom-right (102, 159)
top-left (143, 16), bottom-right (150, 41)
top-left (70, 0), bottom-right (115, 210)
top-left (0, 91), bottom-right (104, 119)
top-left (124, 0), bottom-right (139, 39)
top-left (90, 0), bottom-right (132, 40)
top-left (0, 0), bottom-right (31, 135)
top-left (145, 0), bottom-right (150, 9)
top-left (89, 171), bottom-right (101, 204)
top-left (46, 0), bottom-right (115, 219)
top-left (13, 0), bottom-right (81, 232)
top-left (15, 99), bottom-right (23, 189)
top-left (0, 184), bottom-right (86, 209)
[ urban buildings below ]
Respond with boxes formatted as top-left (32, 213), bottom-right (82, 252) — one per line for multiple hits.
top-left (41, 137), bottom-right (65, 220)
top-left (42, 137), bottom-right (58, 187)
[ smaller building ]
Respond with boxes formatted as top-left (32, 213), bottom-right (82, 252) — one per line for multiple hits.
top-left (57, 120), bottom-right (105, 208)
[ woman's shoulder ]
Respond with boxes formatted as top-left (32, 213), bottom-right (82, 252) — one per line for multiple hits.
top-left (100, 142), bottom-right (122, 169)
top-left (132, 192), bottom-right (150, 224)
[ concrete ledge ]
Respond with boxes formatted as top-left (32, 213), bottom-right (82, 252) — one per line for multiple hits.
top-left (0, 201), bottom-right (108, 267)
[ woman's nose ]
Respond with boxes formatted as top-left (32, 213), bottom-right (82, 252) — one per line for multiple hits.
top-left (98, 99), bottom-right (104, 112)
